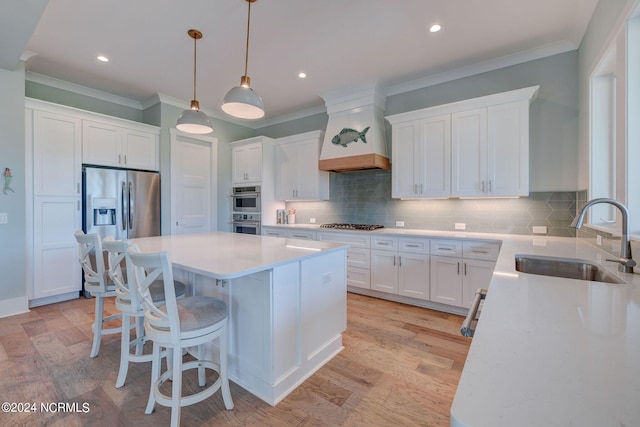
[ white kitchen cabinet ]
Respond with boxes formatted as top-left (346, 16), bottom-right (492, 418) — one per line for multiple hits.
top-left (82, 119), bottom-right (159, 171)
top-left (451, 101), bottom-right (529, 197)
top-left (32, 109), bottom-right (82, 197)
top-left (371, 236), bottom-right (430, 299)
top-left (430, 239), bottom-right (498, 307)
top-left (317, 231), bottom-right (371, 290)
top-left (232, 140), bottom-right (263, 184)
top-left (275, 130), bottom-right (329, 200)
top-left (391, 115), bottom-right (451, 198)
top-left (286, 229), bottom-right (317, 240)
top-left (387, 86), bottom-right (538, 199)
top-left (32, 196), bottom-right (82, 300)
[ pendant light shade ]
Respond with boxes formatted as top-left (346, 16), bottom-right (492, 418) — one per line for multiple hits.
top-left (222, 0), bottom-right (265, 119)
top-left (177, 29), bottom-right (213, 134)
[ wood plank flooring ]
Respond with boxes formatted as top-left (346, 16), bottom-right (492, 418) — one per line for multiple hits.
top-left (0, 293), bottom-right (470, 426)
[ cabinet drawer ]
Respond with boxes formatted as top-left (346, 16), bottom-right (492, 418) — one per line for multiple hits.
top-left (317, 231), bottom-right (371, 248)
top-left (463, 241), bottom-right (500, 261)
top-left (346, 248), bottom-right (370, 269)
top-left (372, 236), bottom-right (398, 251)
top-left (286, 230), bottom-right (317, 240)
top-left (347, 267), bottom-right (370, 289)
top-left (398, 237), bottom-right (430, 254)
top-left (431, 239), bottom-right (463, 257)
top-left (262, 228), bottom-right (286, 238)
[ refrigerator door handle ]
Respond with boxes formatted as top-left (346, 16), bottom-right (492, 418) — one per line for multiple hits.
top-left (121, 181), bottom-right (127, 231)
top-left (128, 181), bottom-right (134, 230)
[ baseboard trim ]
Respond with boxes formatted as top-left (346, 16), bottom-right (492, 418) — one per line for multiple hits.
top-left (0, 295), bottom-right (30, 319)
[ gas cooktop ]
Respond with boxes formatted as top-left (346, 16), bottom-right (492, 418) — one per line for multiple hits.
top-left (320, 223), bottom-right (384, 231)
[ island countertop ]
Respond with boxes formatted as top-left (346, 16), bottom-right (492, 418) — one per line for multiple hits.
top-left (130, 231), bottom-right (349, 279)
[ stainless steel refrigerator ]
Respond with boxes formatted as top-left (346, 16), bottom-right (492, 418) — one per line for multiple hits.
top-left (82, 166), bottom-right (160, 240)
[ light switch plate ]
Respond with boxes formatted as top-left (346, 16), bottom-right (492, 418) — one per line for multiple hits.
top-left (532, 226), bottom-right (547, 234)
top-left (396, 221), bottom-right (405, 227)
top-left (454, 223), bottom-right (466, 230)
top-left (0, 213), bottom-right (7, 224)
top-left (309, 218), bottom-right (316, 224)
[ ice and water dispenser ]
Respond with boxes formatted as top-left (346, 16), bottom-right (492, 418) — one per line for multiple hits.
top-left (92, 198), bottom-right (117, 226)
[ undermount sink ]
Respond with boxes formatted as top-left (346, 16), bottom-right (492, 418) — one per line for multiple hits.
top-left (515, 254), bottom-right (625, 284)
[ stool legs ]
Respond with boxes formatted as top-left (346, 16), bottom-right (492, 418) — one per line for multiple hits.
top-left (89, 295), bottom-right (105, 358)
top-left (170, 345), bottom-right (184, 427)
top-left (146, 342), bottom-right (161, 415)
top-left (115, 314), bottom-right (132, 388)
top-left (220, 327), bottom-right (234, 410)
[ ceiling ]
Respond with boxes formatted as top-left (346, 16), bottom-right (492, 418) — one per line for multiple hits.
top-left (7, 0), bottom-right (599, 125)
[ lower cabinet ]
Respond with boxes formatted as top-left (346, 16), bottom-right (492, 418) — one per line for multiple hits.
top-left (32, 196), bottom-right (82, 301)
top-left (370, 236), bottom-right (430, 300)
top-left (430, 239), bottom-right (498, 308)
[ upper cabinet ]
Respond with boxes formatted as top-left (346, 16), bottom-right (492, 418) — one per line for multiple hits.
top-left (387, 86), bottom-right (539, 199)
top-left (275, 130), bottom-right (329, 201)
top-left (32, 109), bottom-right (82, 197)
top-left (82, 119), bottom-right (159, 171)
top-left (231, 138), bottom-right (267, 184)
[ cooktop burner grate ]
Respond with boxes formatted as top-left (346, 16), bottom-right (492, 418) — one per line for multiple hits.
top-left (320, 223), bottom-right (384, 231)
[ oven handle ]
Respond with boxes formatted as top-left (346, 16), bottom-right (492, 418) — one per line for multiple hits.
top-left (460, 288), bottom-right (487, 337)
top-left (231, 221), bottom-right (261, 226)
top-left (230, 192), bottom-right (260, 198)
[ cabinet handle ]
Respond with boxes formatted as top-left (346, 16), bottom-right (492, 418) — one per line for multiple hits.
top-left (124, 155), bottom-right (127, 165)
top-left (393, 255), bottom-right (396, 266)
top-left (77, 183), bottom-right (80, 194)
top-left (378, 242), bottom-right (390, 246)
top-left (472, 250), bottom-right (489, 254)
top-left (481, 180), bottom-right (485, 192)
top-left (438, 247), bottom-right (453, 251)
top-left (119, 154), bottom-right (122, 164)
top-left (77, 200), bottom-right (80, 211)
top-left (420, 184), bottom-right (423, 194)
top-left (399, 256), bottom-right (402, 267)
top-left (457, 262), bottom-right (460, 275)
top-left (414, 183), bottom-right (417, 194)
top-left (406, 244), bottom-right (419, 248)
top-left (464, 262), bottom-right (467, 275)
top-left (488, 180), bottom-right (492, 192)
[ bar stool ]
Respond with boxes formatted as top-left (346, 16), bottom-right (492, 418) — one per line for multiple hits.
top-left (74, 230), bottom-right (121, 358)
top-left (127, 244), bottom-right (233, 427)
top-left (102, 236), bottom-right (187, 388)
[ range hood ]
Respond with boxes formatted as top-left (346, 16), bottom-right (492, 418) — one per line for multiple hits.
top-left (319, 87), bottom-right (390, 172)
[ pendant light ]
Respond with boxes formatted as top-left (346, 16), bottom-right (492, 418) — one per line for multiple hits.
top-left (221, 0), bottom-right (265, 120)
top-left (176, 29), bottom-right (213, 134)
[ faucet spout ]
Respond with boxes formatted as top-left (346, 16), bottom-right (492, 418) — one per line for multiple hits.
top-left (571, 198), bottom-right (634, 273)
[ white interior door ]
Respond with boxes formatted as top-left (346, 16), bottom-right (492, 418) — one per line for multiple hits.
top-left (171, 130), bottom-right (217, 235)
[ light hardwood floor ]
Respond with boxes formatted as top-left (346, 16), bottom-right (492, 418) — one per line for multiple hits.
top-left (0, 293), bottom-right (469, 426)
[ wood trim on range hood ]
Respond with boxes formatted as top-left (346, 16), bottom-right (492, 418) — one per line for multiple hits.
top-left (318, 153), bottom-right (390, 172)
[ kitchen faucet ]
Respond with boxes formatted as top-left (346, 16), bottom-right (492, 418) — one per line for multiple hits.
top-left (570, 198), bottom-right (636, 273)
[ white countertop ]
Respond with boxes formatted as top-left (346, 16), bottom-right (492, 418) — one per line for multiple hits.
top-left (270, 224), bottom-right (640, 426)
top-left (130, 232), bottom-right (348, 279)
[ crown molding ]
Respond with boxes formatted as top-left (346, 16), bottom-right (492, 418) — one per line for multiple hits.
top-left (25, 71), bottom-right (144, 110)
top-left (385, 40), bottom-right (577, 97)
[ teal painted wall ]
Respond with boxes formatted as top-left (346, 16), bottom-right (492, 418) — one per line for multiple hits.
top-left (26, 80), bottom-right (145, 122)
top-left (0, 64), bottom-right (27, 302)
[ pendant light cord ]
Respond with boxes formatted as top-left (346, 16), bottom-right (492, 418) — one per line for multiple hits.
top-left (244, 0), bottom-right (251, 78)
top-left (193, 34), bottom-right (198, 101)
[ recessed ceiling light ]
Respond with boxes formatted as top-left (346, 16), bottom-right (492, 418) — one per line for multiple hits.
top-left (298, 72), bottom-right (307, 79)
top-left (429, 24), bottom-right (442, 33)
top-left (97, 55), bottom-right (109, 62)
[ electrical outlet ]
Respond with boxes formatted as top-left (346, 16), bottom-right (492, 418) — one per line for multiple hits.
top-left (596, 235), bottom-right (602, 246)
top-left (309, 218), bottom-right (316, 224)
top-left (396, 221), bottom-right (405, 227)
top-left (0, 213), bottom-right (7, 224)
top-left (532, 226), bottom-right (547, 234)
top-left (455, 223), bottom-right (466, 230)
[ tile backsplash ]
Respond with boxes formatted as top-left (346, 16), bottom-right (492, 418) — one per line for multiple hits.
top-left (285, 170), bottom-right (578, 236)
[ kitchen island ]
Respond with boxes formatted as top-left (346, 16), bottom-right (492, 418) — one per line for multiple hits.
top-left (131, 232), bottom-right (348, 406)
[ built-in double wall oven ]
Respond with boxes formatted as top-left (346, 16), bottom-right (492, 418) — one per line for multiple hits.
top-left (231, 185), bottom-right (261, 235)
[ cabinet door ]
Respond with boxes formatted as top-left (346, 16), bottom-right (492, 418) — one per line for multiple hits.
top-left (232, 143), bottom-right (262, 183)
top-left (429, 255), bottom-right (463, 306)
top-left (462, 259), bottom-right (496, 308)
top-left (275, 143), bottom-right (296, 199)
top-left (82, 120), bottom-right (122, 167)
top-left (295, 139), bottom-right (323, 199)
top-left (391, 121), bottom-right (420, 198)
top-left (33, 196), bottom-right (82, 299)
top-left (398, 252), bottom-right (430, 300)
top-left (123, 129), bottom-right (159, 171)
top-left (420, 115), bottom-right (451, 197)
top-left (451, 108), bottom-right (487, 197)
top-left (487, 101), bottom-right (529, 196)
top-left (33, 111), bottom-right (82, 197)
top-left (370, 250), bottom-right (398, 293)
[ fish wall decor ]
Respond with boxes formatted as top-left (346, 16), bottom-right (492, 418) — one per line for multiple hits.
top-left (331, 127), bottom-right (370, 147)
